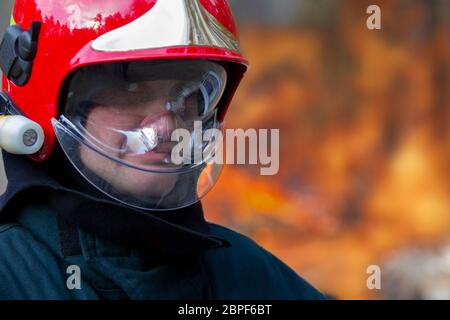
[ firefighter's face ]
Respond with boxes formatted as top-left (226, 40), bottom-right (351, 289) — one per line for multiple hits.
top-left (79, 80), bottom-right (183, 199)
top-left (55, 60), bottom-right (228, 209)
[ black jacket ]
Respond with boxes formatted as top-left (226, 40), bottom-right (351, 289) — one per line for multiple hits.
top-left (0, 150), bottom-right (325, 299)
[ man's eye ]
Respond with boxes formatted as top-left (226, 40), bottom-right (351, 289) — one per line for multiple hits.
top-left (185, 90), bottom-right (206, 116)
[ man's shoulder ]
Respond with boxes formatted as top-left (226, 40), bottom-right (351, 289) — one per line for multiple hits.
top-left (204, 223), bottom-right (326, 300)
top-left (0, 222), bottom-right (53, 275)
top-left (0, 221), bottom-right (50, 253)
top-left (0, 222), bottom-right (35, 252)
top-left (0, 222), bottom-right (71, 299)
top-left (208, 223), bottom-right (280, 260)
top-left (0, 222), bottom-right (47, 274)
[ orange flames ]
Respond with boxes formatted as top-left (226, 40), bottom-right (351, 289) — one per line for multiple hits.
top-left (203, 0), bottom-right (450, 299)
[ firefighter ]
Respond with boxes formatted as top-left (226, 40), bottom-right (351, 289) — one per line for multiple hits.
top-left (0, 0), bottom-right (324, 300)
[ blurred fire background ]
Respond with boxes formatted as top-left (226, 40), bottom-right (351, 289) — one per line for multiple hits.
top-left (1, 0), bottom-right (449, 299)
top-left (202, 0), bottom-right (450, 299)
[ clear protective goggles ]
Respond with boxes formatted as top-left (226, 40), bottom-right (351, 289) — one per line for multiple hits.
top-left (52, 60), bottom-right (227, 210)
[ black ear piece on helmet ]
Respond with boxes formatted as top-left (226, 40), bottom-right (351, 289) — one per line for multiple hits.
top-left (0, 21), bottom-right (41, 86)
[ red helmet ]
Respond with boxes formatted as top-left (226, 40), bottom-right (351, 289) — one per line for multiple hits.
top-left (1, 0), bottom-right (248, 162)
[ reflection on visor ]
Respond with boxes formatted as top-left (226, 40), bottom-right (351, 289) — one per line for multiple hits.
top-left (53, 60), bottom-right (228, 210)
top-left (116, 127), bottom-right (159, 154)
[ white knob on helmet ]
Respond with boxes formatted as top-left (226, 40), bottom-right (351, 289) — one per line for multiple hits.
top-left (0, 115), bottom-right (44, 155)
